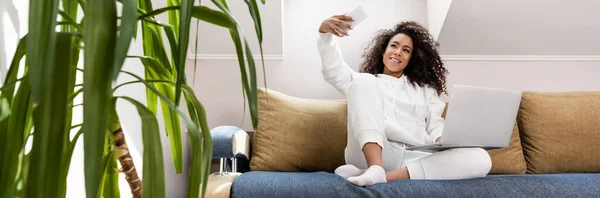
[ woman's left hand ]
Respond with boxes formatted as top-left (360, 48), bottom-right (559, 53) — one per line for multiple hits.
top-left (435, 137), bottom-right (441, 143)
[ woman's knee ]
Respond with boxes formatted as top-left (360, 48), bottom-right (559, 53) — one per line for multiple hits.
top-left (462, 148), bottom-right (492, 177)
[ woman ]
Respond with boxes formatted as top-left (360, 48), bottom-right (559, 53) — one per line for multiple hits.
top-left (317, 14), bottom-right (492, 186)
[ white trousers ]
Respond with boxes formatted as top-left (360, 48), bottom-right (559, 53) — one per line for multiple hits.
top-left (345, 75), bottom-right (492, 180)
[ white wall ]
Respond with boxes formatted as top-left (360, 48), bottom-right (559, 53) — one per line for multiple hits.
top-left (436, 0), bottom-right (600, 99)
top-left (190, 0), bottom-right (600, 133)
top-left (190, 0), bottom-right (429, 131)
top-left (192, 0), bottom-right (283, 57)
top-left (438, 0), bottom-right (600, 55)
top-left (0, 0), bottom-right (27, 83)
top-left (427, 0), bottom-right (452, 40)
top-left (441, 60), bottom-right (600, 101)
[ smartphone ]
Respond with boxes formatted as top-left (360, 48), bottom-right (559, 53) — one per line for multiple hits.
top-left (343, 5), bottom-right (368, 30)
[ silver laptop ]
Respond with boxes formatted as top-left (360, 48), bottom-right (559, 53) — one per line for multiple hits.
top-left (406, 84), bottom-right (522, 152)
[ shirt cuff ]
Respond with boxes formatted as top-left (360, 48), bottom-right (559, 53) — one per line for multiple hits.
top-left (429, 127), bottom-right (443, 143)
top-left (318, 32), bottom-right (333, 44)
top-left (356, 129), bottom-right (386, 150)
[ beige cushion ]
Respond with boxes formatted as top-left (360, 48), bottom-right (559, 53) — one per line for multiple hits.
top-left (518, 92), bottom-right (600, 173)
top-left (442, 105), bottom-right (527, 174)
top-left (487, 124), bottom-right (527, 174)
top-left (250, 88), bottom-right (347, 172)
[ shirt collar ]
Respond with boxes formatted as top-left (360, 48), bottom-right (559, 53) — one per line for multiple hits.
top-left (377, 73), bottom-right (408, 83)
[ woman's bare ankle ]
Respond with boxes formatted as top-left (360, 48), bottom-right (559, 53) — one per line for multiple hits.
top-left (386, 168), bottom-right (411, 182)
top-left (362, 143), bottom-right (384, 168)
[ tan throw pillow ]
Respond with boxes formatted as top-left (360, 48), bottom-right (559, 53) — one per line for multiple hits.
top-left (250, 88), bottom-right (347, 172)
top-left (442, 104), bottom-right (526, 174)
top-left (518, 92), bottom-right (600, 174)
top-left (487, 124), bottom-right (527, 174)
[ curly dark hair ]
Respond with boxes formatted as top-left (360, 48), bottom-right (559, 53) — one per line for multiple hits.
top-left (359, 21), bottom-right (448, 95)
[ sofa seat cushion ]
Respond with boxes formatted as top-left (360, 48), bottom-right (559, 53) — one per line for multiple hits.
top-left (231, 172), bottom-right (600, 198)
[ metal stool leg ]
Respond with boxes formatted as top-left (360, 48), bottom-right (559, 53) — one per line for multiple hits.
top-left (219, 158), bottom-right (228, 175)
top-left (231, 158), bottom-right (237, 173)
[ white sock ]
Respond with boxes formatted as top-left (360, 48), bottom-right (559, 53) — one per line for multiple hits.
top-left (334, 164), bottom-right (366, 179)
top-left (347, 165), bottom-right (387, 186)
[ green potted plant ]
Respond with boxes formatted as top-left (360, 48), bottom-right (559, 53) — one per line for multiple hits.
top-left (0, 0), bottom-right (266, 197)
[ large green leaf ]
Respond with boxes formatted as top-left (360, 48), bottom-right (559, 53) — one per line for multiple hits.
top-left (182, 90), bottom-right (212, 198)
top-left (96, 141), bottom-right (117, 198)
top-left (243, 39), bottom-right (258, 128)
top-left (0, 35), bottom-right (28, 197)
top-left (244, 0), bottom-right (267, 94)
top-left (144, 73), bottom-right (159, 115)
top-left (174, 0), bottom-right (195, 105)
top-left (135, 56), bottom-right (183, 174)
top-left (58, 11), bottom-right (82, 31)
top-left (3, 35), bottom-right (27, 88)
top-left (191, 19), bottom-right (200, 84)
top-left (82, 0), bottom-right (118, 197)
top-left (58, 128), bottom-right (83, 198)
top-left (136, 23), bottom-right (160, 118)
top-left (138, 0), bottom-right (154, 11)
top-left (111, 77), bottom-right (214, 198)
top-left (243, 0), bottom-right (262, 43)
top-left (138, 3), bottom-right (173, 73)
top-left (138, 14), bottom-right (185, 174)
top-left (59, 35), bottom-right (81, 198)
top-left (190, 6), bottom-right (235, 29)
top-left (157, 84), bottom-right (183, 174)
top-left (139, 22), bottom-right (173, 74)
top-left (163, 25), bottom-right (179, 69)
top-left (113, 0), bottom-right (137, 79)
top-left (130, 56), bottom-right (174, 78)
top-left (149, 26), bottom-right (174, 72)
top-left (102, 152), bottom-right (121, 198)
top-left (216, 0), bottom-right (230, 9)
top-left (0, 78), bottom-right (31, 198)
top-left (138, 6), bottom-right (180, 19)
top-left (118, 71), bottom-right (208, 196)
top-left (209, 0), bottom-right (260, 128)
top-left (61, 0), bottom-right (79, 32)
top-left (228, 30), bottom-right (254, 128)
top-left (167, 0), bottom-right (181, 36)
top-left (14, 153), bottom-right (30, 198)
top-left (27, 0), bottom-right (60, 104)
top-left (0, 98), bottom-right (9, 122)
top-left (26, 33), bottom-right (77, 198)
top-left (119, 96), bottom-right (166, 198)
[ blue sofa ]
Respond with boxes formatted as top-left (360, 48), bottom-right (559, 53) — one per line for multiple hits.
top-left (233, 172), bottom-right (600, 198)
top-left (209, 126), bottom-right (600, 198)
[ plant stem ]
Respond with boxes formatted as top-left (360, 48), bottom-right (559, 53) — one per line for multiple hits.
top-left (109, 111), bottom-right (142, 198)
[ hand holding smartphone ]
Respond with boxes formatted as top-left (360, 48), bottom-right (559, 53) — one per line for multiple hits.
top-left (318, 5), bottom-right (368, 37)
top-left (342, 5), bottom-right (368, 31)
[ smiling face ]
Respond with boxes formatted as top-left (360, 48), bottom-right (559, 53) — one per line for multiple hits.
top-left (382, 33), bottom-right (413, 78)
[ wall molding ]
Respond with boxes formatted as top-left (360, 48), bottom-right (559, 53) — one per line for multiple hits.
top-left (188, 54), bottom-right (283, 61)
top-left (187, 54), bottom-right (600, 61)
top-left (441, 55), bottom-right (600, 61)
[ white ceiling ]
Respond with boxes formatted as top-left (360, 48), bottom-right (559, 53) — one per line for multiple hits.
top-left (437, 0), bottom-right (600, 55)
